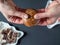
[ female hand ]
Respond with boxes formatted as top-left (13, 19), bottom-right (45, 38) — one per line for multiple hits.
top-left (34, 1), bottom-right (60, 26)
top-left (0, 0), bottom-right (28, 24)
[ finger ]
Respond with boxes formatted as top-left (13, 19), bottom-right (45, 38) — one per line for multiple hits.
top-left (37, 18), bottom-right (48, 26)
top-left (0, 0), bottom-right (7, 3)
top-left (34, 1), bottom-right (59, 19)
top-left (38, 20), bottom-right (47, 26)
top-left (13, 7), bottom-right (28, 18)
top-left (13, 12), bottom-right (28, 19)
top-left (0, 0), bottom-right (28, 19)
top-left (37, 17), bottom-right (57, 26)
top-left (48, 1), bottom-right (58, 9)
top-left (34, 12), bottom-right (51, 19)
top-left (37, 8), bottom-right (45, 13)
top-left (46, 17), bottom-right (57, 25)
top-left (0, 0), bottom-right (14, 3)
top-left (4, 10), bottom-right (28, 19)
top-left (54, 0), bottom-right (60, 4)
top-left (8, 16), bottom-right (23, 24)
top-left (3, 13), bottom-right (23, 24)
top-left (58, 17), bottom-right (60, 21)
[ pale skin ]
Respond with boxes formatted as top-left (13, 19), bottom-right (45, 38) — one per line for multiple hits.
top-left (34, 0), bottom-right (60, 26)
top-left (0, 0), bottom-right (60, 26)
top-left (0, 0), bottom-right (28, 24)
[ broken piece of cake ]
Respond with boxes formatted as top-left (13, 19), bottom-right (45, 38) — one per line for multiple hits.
top-left (23, 9), bottom-right (37, 27)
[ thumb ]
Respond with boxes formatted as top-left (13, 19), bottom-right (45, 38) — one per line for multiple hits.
top-left (14, 12), bottom-right (28, 19)
top-left (34, 12), bottom-right (51, 19)
top-left (8, 10), bottom-right (28, 19)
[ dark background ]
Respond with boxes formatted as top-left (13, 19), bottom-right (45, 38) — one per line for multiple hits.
top-left (0, 0), bottom-right (60, 45)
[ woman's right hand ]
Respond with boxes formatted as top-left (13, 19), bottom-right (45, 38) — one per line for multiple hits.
top-left (34, 1), bottom-right (60, 26)
top-left (0, 0), bottom-right (28, 24)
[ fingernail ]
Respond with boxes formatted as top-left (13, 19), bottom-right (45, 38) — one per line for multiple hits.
top-left (34, 14), bottom-right (40, 19)
top-left (23, 14), bottom-right (28, 19)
